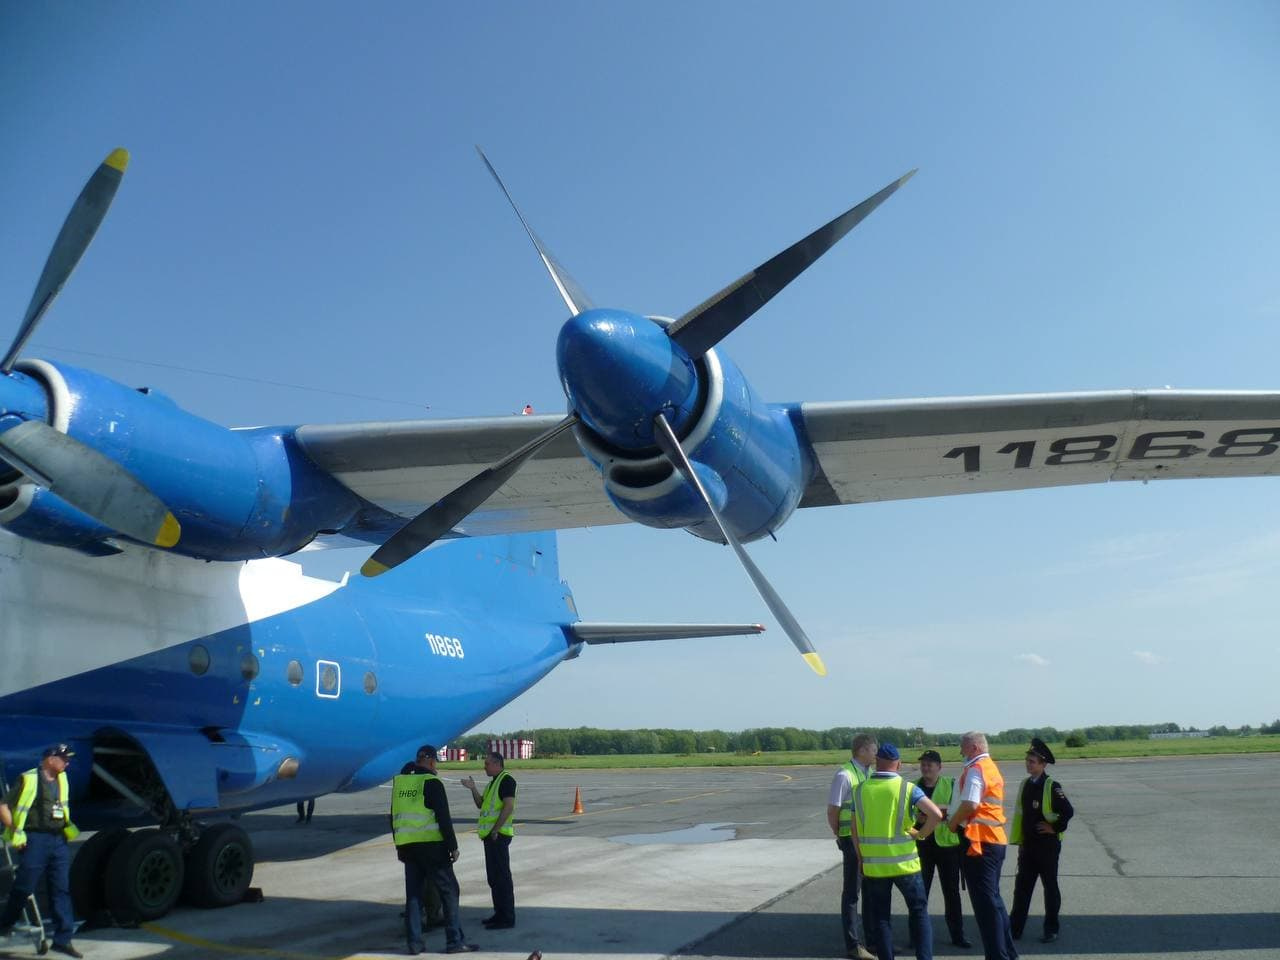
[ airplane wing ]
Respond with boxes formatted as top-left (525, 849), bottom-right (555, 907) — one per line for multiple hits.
top-left (294, 415), bottom-right (623, 537)
top-left (795, 389), bottom-right (1280, 507)
top-left (297, 389), bottom-right (1280, 540)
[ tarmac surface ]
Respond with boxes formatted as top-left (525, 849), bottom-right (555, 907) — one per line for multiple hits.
top-left (2, 755), bottom-right (1278, 959)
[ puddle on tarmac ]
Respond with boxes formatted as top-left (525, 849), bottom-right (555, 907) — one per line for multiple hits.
top-left (609, 821), bottom-right (742, 845)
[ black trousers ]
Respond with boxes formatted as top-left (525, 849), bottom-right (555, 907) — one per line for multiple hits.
top-left (919, 839), bottom-right (966, 942)
top-left (836, 835), bottom-right (867, 950)
top-left (1010, 837), bottom-right (1061, 937)
top-left (483, 834), bottom-right (515, 923)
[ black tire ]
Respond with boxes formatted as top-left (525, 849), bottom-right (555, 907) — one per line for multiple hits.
top-left (70, 826), bottom-right (130, 920)
top-left (104, 828), bottom-right (185, 922)
top-left (181, 822), bottom-right (254, 908)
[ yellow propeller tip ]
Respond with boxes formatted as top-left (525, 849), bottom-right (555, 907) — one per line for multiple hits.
top-left (803, 652), bottom-right (827, 677)
top-left (361, 558), bottom-right (390, 578)
top-left (153, 513), bottom-right (181, 548)
top-left (104, 148), bottom-right (130, 173)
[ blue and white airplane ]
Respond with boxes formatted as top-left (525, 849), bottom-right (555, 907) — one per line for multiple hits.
top-left (3, 149), bottom-right (1279, 922)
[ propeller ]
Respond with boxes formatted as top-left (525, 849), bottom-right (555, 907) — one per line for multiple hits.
top-left (650, 411), bottom-right (826, 676)
top-left (361, 413), bottom-right (578, 576)
top-left (666, 168), bottom-right (917, 360)
top-left (0, 148), bottom-right (181, 548)
top-left (366, 154), bottom-right (915, 671)
top-left (0, 421), bottom-right (180, 548)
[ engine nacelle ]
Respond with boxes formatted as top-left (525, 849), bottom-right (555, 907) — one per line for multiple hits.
top-left (9, 360), bottom-right (362, 560)
top-left (570, 342), bottom-right (809, 543)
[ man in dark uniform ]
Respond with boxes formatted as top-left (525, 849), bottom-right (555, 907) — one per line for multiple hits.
top-left (912, 750), bottom-right (971, 949)
top-left (461, 751), bottom-right (517, 930)
top-left (398, 750), bottom-right (443, 933)
top-left (391, 745), bottom-right (478, 955)
top-left (1009, 738), bottom-right (1074, 944)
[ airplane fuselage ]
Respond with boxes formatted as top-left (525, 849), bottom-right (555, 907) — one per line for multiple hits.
top-left (0, 530), bottom-right (573, 826)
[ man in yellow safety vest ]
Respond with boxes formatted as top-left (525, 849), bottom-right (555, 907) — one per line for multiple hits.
top-left (851, 742), bottom-right (944, 960)
top-left (462, 751), bottom-right (517, 930)
top-left (0, 744), bottom-right (84, 958)
top-left (827, 732), bottom-right (878, 960)
top-left (391, 745), bottom-right (477, 955)
top-left (912, 750), bottom-right (971, 949)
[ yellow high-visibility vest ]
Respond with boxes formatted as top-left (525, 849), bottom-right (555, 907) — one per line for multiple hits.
top-left (3, 769), bottom-right (80, 847)
top-left (1010, 775), bottom-right (1062, 844)
top-left (912, 776), bottom-right (960, 848)
top-left (838, 761), bottom-right (869, 838)
top-left (390, 773), bottom-right (443, 846)
top-left (853, 775), bottom-right (921, 878)
top-left (477, 770), bottom-right (516, 839)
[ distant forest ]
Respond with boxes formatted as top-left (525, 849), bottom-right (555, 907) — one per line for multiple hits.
top-left (456, 720), bottom-right (1280, 757)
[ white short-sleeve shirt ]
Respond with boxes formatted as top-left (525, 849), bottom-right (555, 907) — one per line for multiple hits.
top-left (958, 754), bottom-right (988, 804)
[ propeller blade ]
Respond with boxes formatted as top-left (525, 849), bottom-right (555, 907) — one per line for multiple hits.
top-left (2, 148), bottom-right (130, 374)
top-left (667, 169), bottom-right (917, 360)
top-left (363, 413), bottom-right (579, 577)
top-left (0, 420), bottom-right (179, 547)
top-left (476, 147), bottom-right (594, 316)
top-left (651, 413), bottom-right (825, 676)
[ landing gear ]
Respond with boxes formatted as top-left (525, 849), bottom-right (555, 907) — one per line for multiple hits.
top-left (69, 826), bottom-right (129, 921)
top-left (182, 822), bottom-right (254, 908)
top-left (71, 820), bottom-right (254, 923)
top-left (104, 828), bottom-right (185, 923)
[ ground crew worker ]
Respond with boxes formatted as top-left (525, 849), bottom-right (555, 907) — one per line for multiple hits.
top-left (461, 751), bottom-right (517, 929)
top-left (912, 750), bottom-right (971, 949)
top-left (1009, 738), bottom-right (1074, 944)
top-left (945, 732), bottom-right (1016, 960)
top-left (0, 744), bottom-right (84, 958)
top-left (851, 743), bottom-right (943, 960)
top-left (827, 732), bottom-right (878, 959)
top-left (391, 745), bottom-right (477, 955)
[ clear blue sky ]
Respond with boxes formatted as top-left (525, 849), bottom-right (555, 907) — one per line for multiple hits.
top-left (2, 3), bottom-right (1278, 734)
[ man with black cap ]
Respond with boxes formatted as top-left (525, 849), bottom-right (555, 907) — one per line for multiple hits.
top-left (850, 742), bottom-right (944, 960)
top-left (911, 750), bottom-right (971, 949)
top-left (1009, 738), bottom-right (1073, 944)
top-left (391, 745), bottom-right (478, 955)
top-left (0, 744), bottom-right (84, 958)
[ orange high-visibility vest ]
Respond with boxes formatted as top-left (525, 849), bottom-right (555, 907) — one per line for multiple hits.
top-left (957, 754), bottom-right (1007, 855)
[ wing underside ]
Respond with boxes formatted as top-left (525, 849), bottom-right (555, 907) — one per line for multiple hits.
top-left (295, 389), bottom-right (1280, 542)
top-left (796, 389), bottom-right (1280, 507)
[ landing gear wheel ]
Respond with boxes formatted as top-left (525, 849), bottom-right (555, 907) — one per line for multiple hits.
top-left (70, 826), bottom-right (130, 920)
top-left (105, 828), bottom-right (185, 922)
top-left (182, 822), bottom-right (254, 908)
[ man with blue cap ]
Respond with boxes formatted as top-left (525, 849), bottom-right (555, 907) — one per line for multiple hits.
top-left (850, 742), bottom-right (944, 960)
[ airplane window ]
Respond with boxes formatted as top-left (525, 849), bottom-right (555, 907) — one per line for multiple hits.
top-left (363, 671), bottom-right (377, 695)
top-left (320, 664), bottom-right (338, 692)
top-left (240, 652), bottom-right (260, 681)
top-left (189, 645), bottom-right (210, 676)
top-left (286, 660), bottom-right (303, 686)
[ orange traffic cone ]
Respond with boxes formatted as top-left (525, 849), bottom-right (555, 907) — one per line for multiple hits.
top-left (571, 786), bottom-right (584, 815)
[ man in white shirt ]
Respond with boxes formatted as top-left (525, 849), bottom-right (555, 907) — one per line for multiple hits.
top-left (827, 733), bottom-right (878, 960)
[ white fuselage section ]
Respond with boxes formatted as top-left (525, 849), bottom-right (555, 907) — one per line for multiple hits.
top-left (0, 532), bottom-right (344, 699)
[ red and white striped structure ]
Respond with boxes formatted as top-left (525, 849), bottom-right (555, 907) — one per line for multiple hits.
top-left (488, 738), bottom-right (535, 760)
top-left (439, 746), bottom-right (468, 762)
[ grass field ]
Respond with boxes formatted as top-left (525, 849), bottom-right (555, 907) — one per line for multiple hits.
top-left (438, 736), bottom-right (1280, 771)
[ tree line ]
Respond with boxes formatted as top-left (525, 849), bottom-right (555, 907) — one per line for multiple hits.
top-left (454, 720), bottom-right (1280, 757)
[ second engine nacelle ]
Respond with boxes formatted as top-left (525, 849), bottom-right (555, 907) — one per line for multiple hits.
top-left (570, 344), bottom-right (808, 543)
